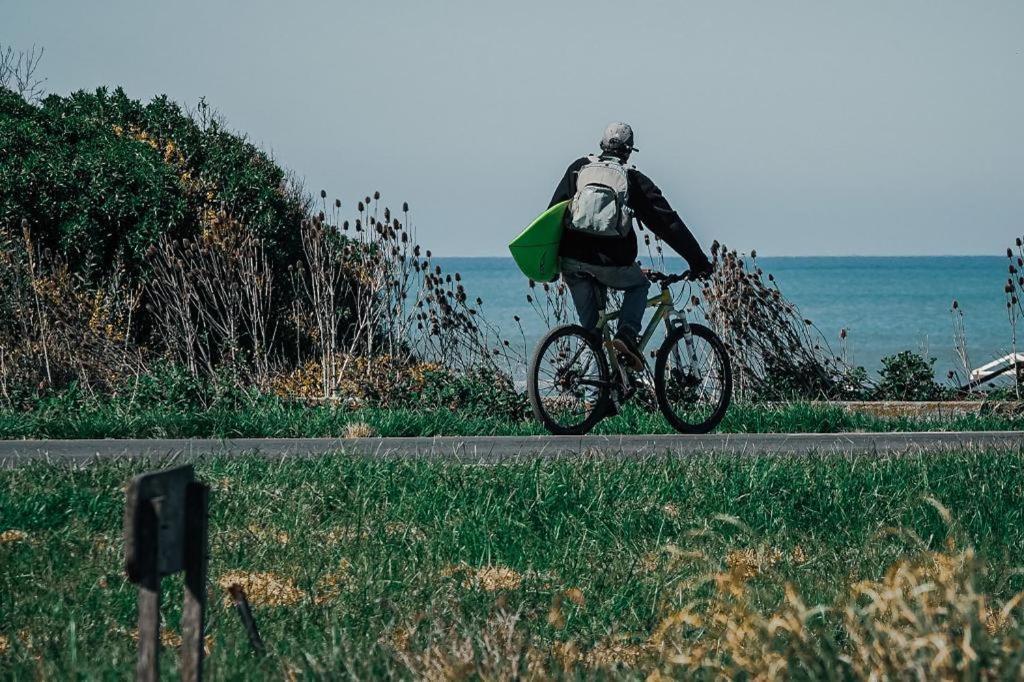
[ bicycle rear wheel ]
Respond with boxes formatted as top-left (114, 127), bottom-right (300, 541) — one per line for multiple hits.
top-left (528, 324), bottom-right (611, 435)
top-left (654, 323), bottom-right (732, 433)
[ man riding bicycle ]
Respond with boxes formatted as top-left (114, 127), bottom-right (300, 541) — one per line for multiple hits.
top-left (550, 122), bottom-right (714, 369)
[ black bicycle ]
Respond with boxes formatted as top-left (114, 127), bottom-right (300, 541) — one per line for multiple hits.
top-left (527, 270), bottom-right (732, 435)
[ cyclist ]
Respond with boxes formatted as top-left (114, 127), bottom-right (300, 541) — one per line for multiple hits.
top-left (550, 122), bottom-right (714, 369)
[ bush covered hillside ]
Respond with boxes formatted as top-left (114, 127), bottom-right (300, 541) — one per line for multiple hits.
top-left (0, 86), bottom-right (305, 278)
top-left (0, 85), bottom-right (519, 412)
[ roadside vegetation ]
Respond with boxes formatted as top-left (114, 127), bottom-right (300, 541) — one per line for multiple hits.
top-left (1, 392), bottom-right (1023, 439)
top-left (3, 451), bottom-right (1024, 678)
top-left (1, 59), bottom-right (1021, 439)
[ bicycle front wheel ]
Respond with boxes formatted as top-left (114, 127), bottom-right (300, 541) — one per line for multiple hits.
top-left (654, 323), bottom-right (732, 433)
top-left (528, 324), bottom-right (611, 435)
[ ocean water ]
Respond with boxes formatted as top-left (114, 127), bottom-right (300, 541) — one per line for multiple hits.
top-left (437, 256), bottom-right (1016, 377)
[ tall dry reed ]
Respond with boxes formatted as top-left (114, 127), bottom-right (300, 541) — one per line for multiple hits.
top-left (0, 220), bottom-right (143, 405)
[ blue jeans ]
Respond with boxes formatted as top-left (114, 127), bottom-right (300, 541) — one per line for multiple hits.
top-left (560, 258), bottom-right (650, 336)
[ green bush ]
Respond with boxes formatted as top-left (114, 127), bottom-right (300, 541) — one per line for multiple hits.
top-left (837, 365), bottom-right (872, 400)
top-left (0, 86), bottom-right (305, 279)
top-left (123, 362), bottom-right (265, 411)
top-left (874, 351), bottom-right (948, 401)
top-left (415, 368), bottom-right (528, 420)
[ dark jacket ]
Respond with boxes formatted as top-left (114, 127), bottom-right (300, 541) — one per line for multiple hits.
top-left (549, 156), bottom-right (711, 270)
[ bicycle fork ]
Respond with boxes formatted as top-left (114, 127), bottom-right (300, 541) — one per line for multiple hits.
top-left (667, 313), bottom-right (701, 382)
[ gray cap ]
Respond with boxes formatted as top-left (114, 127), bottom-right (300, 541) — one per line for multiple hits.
top-left (600, 122), bottom-right (638, 154)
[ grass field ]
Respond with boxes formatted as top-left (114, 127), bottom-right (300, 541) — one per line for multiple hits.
top-left (3, 451), bottom-right (1024, 678)
top-left (0, 400), bottom-right (1022, 440)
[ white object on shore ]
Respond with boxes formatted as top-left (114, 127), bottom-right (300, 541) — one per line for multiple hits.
top-left (968, 353), bottom-right (1024, 386)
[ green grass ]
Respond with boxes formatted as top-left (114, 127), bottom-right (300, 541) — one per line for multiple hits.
top-left (0, 400), bottom-right (1022, 439)
top-left (3, 451), bottom-right (1024, 678)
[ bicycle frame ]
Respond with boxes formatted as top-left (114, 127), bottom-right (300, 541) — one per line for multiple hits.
top-left (595, 285), bottom-right (701, 389)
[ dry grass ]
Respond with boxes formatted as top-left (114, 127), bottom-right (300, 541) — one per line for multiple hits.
top-left (653, 548), bottom-right (1022, 678)
top-left (216, 571), bottom-right (305, 608)
top-left (313, 559), bottom-right (352, 605)
top-left (392, 546), bottom-right (1024, 680)
top-left (128, 627), bottom-right (213, 655)
top-left (0, 529), bottom-right (28, 544)
top-left (445, 564), bottom-right (524, 592)
top-left (343, 421), bottom-right (377, 438)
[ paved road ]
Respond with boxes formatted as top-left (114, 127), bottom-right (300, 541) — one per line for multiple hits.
top-left (1, 432), bottom-right (1022, 467)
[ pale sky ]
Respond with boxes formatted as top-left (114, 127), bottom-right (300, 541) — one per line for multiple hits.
top-left (5, 0), bottom-right (1022, 256)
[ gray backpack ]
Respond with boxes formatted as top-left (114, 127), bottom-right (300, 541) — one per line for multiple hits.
top-left (568, 155), bottom-right (633, 238)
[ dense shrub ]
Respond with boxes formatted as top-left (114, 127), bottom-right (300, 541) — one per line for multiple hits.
top-left (123, 361), bottom-right (259, 411)
top-left (415, 368), bottom-right (527, 419)
top-left (0, 86), bottom-right (305, 279)
top-left (268, 359), bottom-right (526, 419)
top-left (874, 351), bottom-right (948, 401)
top-left (0, 85), bottom-right (516, 405)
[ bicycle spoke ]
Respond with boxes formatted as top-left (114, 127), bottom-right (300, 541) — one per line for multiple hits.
top-left (532, 330), bottom-right (607, 430)
top-left (657, 326), bottom-right (730, 431)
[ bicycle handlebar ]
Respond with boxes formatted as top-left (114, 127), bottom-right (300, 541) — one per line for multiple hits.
top-left (643, 269), bottom-right (693, 286)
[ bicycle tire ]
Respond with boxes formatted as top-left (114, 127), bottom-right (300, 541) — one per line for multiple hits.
top-left (654, 323), bottom-right (732, 433)
top-left (528, 324), bottom-right (611, 435)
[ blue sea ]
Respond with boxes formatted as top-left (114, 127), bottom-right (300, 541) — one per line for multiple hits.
top-left (437, 256), bottom-right (1016, 377)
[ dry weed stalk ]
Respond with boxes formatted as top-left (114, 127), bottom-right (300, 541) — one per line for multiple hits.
top-left (697, 243), bottom-right (857, 400)
top-left (525, 233), bottom-right (860, 400)
top-left (146, 211), bottom-right (274, 385)
top-left (292, 193), bottom-right (518, 397)
top-left (295, 212), bottom-right (347, 397)
top-left (524, 278), bottom-right (573, 332)
top-left (6, 195), bottom-right (519, 405)
top-left (0, 220), bottom-right (142, 402)
top-left (1005, 237), bottom-right (1024, 397)
top-left (0, 43), bottom-right (46, 102)
top-left (950, 299), bottom-right (972, 387)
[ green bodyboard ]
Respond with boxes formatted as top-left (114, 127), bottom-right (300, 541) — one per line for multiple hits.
top-left (508, 200), bottom-right (568, 282)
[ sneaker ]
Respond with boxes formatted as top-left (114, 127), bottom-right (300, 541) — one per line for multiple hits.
top-left (611, 329), bottom-right (644, 370)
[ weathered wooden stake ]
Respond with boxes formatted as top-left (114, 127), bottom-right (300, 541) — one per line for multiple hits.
top-left (136, 498), bottom-right (161, 682)
top-left (125, 465), bottom-right (210, 682)
top-left (181, 482), bottom-right (209, 681)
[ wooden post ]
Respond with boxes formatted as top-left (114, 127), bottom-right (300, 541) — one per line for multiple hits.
top-left (135, 498), bottom-right (161, 682)
top-left (181, 482), bottom-right (209, 682)
top-left (124, 465), bottom-right (208, 682)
